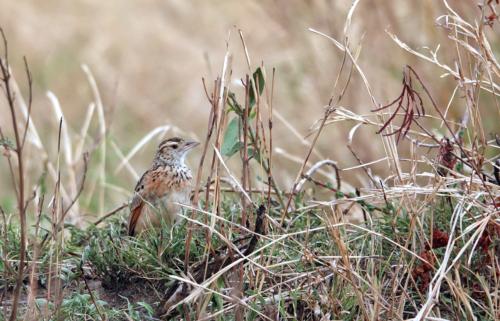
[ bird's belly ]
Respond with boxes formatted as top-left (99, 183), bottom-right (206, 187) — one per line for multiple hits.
top-left (136, 190), bottom-right (189, 232)
top-left (158, 189), bottom-right (190, 220)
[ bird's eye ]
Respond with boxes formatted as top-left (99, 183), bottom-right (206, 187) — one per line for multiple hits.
top-left (172, 144), bottom-right (178, 149)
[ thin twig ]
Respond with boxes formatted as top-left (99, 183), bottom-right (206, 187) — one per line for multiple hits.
top-left (1, 27), bottom-right (28, 321)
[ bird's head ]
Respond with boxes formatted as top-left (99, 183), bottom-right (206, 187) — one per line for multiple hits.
top-left (156, 137), bottom-right (199, 165)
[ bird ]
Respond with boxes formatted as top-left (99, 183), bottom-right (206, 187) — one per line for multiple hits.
top-left (128, 137), bottom-right (199, 236)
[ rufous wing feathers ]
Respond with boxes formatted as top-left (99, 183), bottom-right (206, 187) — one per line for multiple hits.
top-left (128, 201), bottom-right (144, 236)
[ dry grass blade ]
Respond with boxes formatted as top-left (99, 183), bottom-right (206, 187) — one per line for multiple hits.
top-left (73, 102), bottom-right (95, 161)
top-left (82, 64), bottom-right (107, 216)
top-left (213, 146), bottom-right (253, 205)
top-left (114, 125), bottom-right (170, 175)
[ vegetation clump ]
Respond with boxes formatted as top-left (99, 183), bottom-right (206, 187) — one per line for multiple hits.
top-left (1, 1), bottom-right (499, 320)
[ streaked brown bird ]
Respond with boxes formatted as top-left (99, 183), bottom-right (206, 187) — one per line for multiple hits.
top-left (128, 137), bottom-right (199, 236)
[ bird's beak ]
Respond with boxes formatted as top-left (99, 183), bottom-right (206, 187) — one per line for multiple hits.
top-left (184, 140), bottom-right (200, 150)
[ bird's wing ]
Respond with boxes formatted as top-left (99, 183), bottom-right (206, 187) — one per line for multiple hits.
top-left (128, 169), bottom-right (152, 236)
top-left (128, 198), bottom-right (144, 236)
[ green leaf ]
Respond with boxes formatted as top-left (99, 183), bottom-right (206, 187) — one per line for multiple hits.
top-left (213, 283), bottom-right (224, 312)
top-left (249, 67), bottom-right (265, 109)
top-left (227, 91), bottom-right (243, 115)
top-left (137, 302), bottom-right (154, 317)
top-left (221, 117), bottom-right (242, 157)
top-left (247, 147), bottom-right (261, 163)
top-left (81, 245), bottom-right (91, 265)
top-left (0, 137), bottom-right (14, 150)
top-left (224, 141), bottom-right (242, 158)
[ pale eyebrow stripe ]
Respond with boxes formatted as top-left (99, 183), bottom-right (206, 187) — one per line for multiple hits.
top-left (159, 139), bottom-right (181, 149)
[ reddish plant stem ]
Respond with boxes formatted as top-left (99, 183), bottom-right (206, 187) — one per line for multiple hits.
top-left (1, 28), bottom-right (27, 321)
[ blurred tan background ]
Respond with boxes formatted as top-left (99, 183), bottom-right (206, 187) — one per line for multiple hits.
top-left (0, 0), bottom-right (498, 218)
